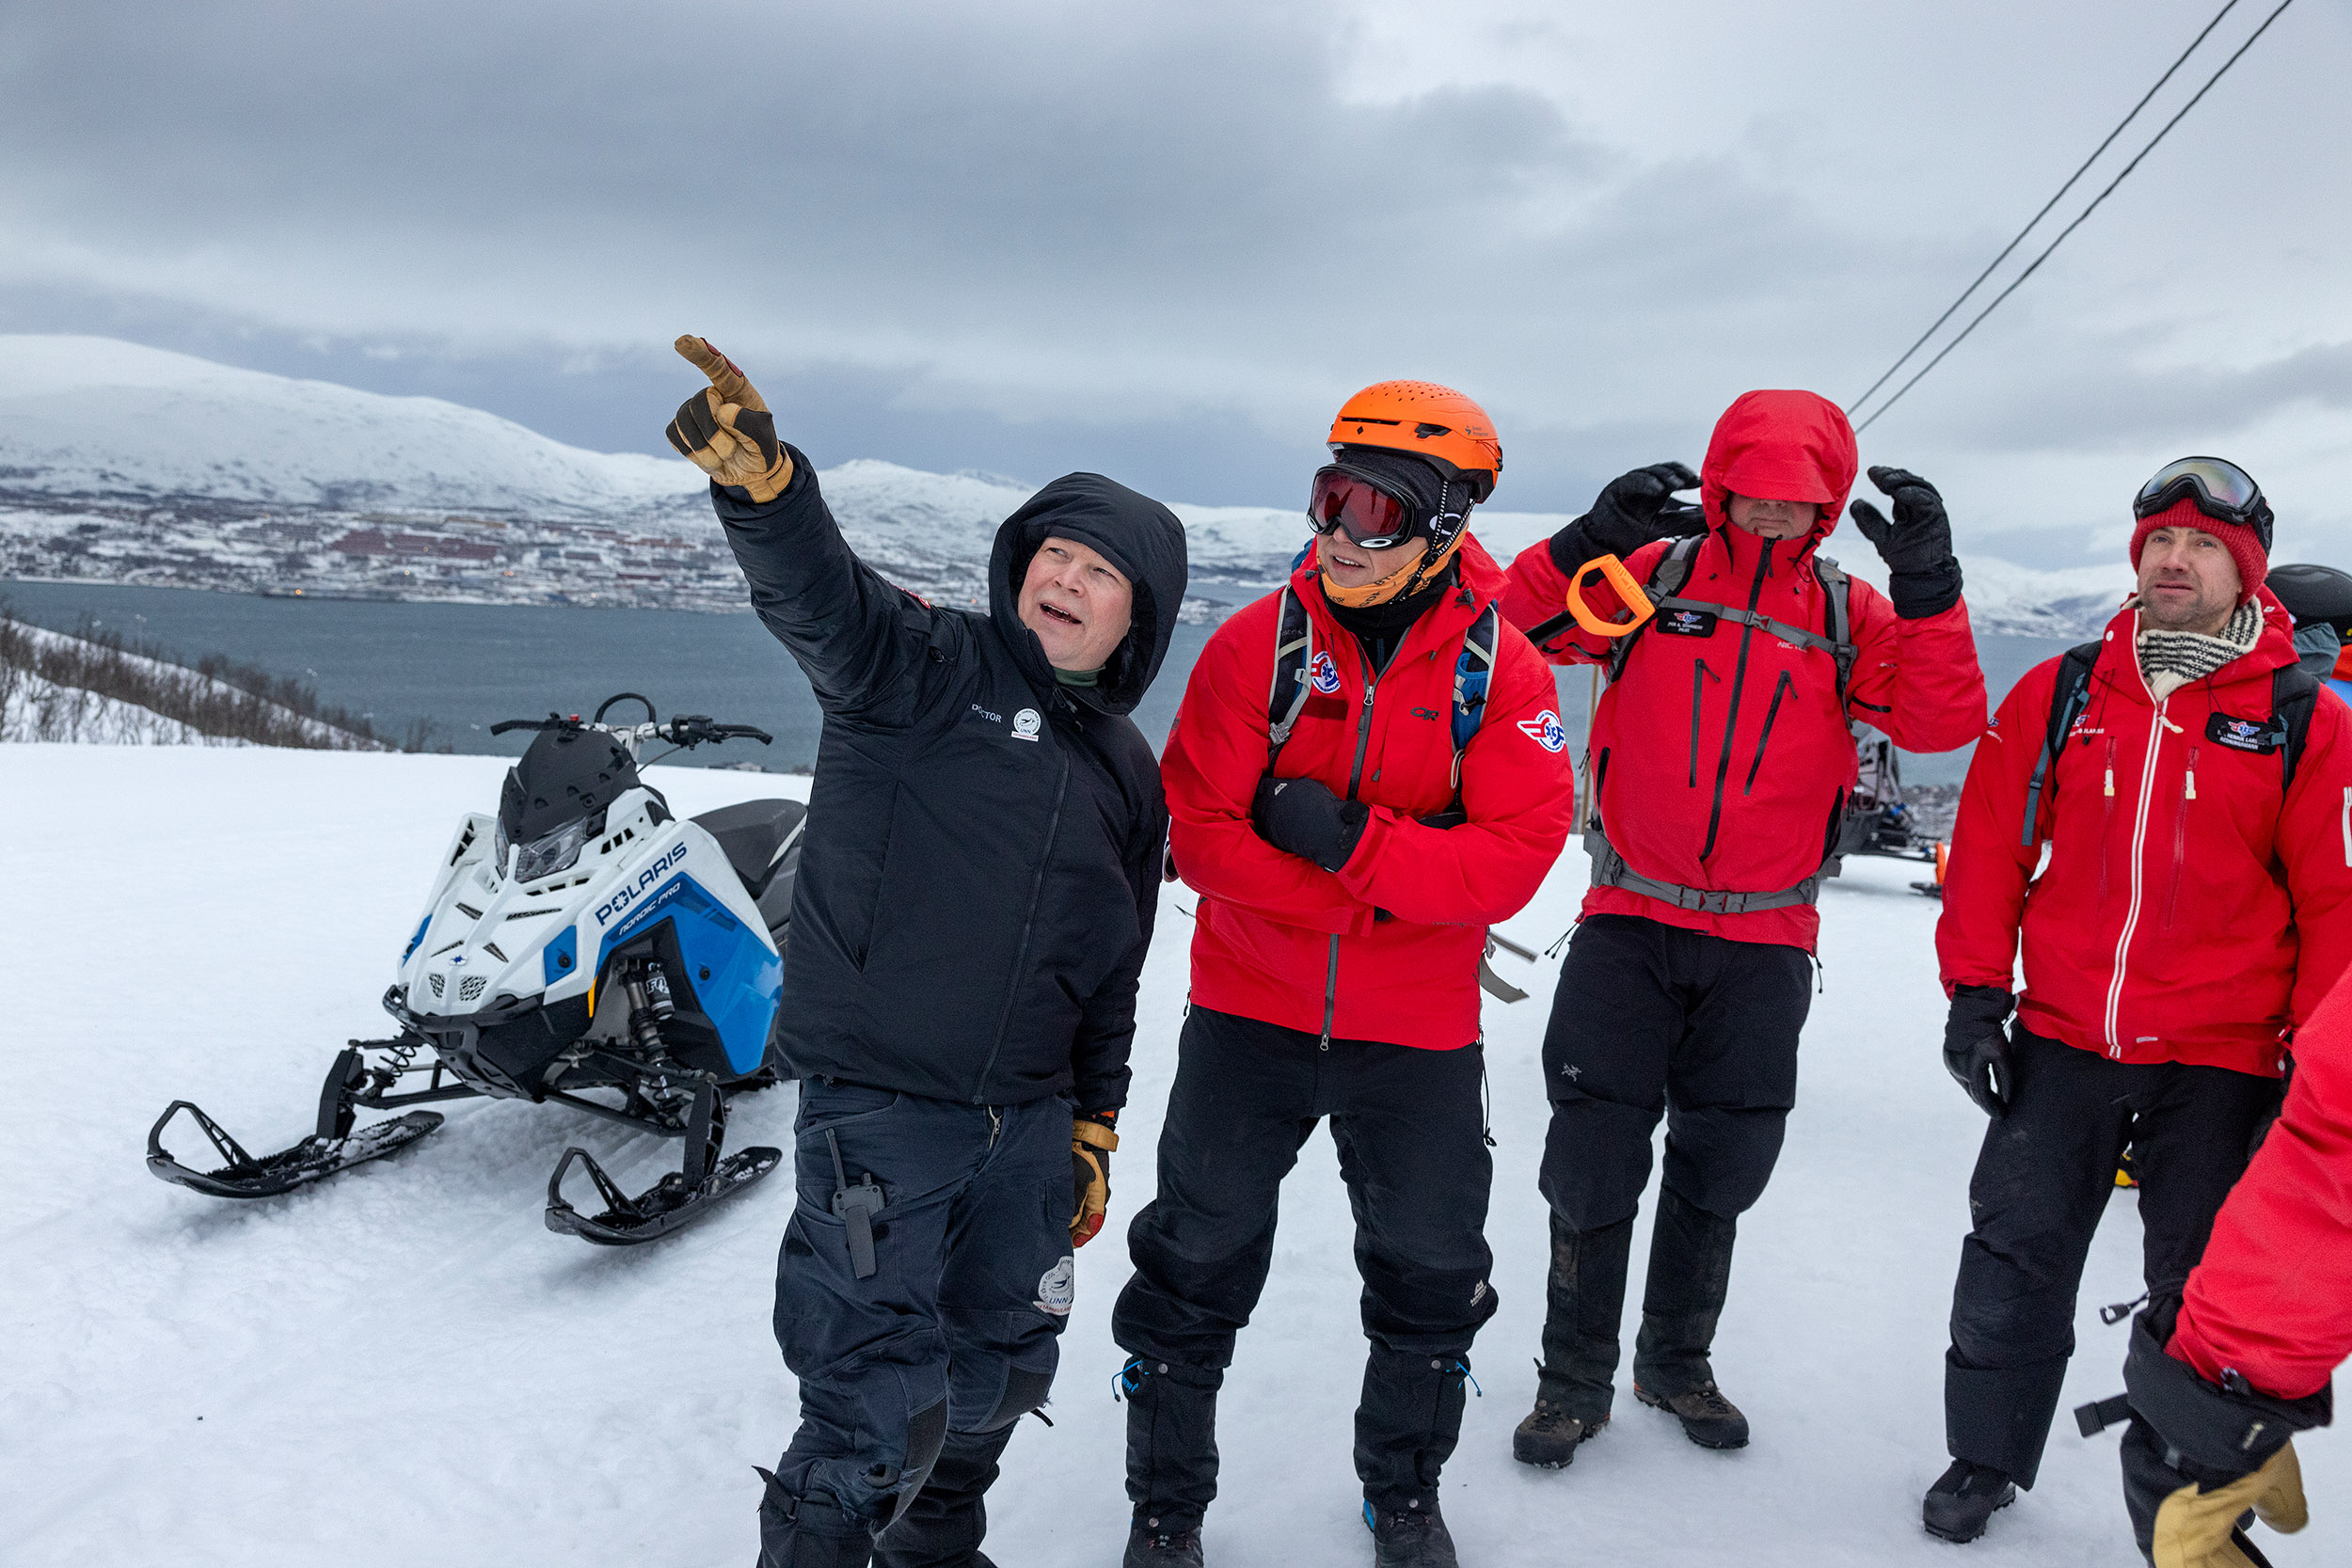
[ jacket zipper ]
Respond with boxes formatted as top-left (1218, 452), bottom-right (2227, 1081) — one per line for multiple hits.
top-left (1744, 670), bottom-right (1793, 796)
top-left (2096, 736), bottom-right (2119, 913)
top-left (2163, 746), bottom-right (2198, 929)
top-left (1698, 538), bottom-right (1775, 863)
top-left (975, 733), bottom-right (1072, 1100)
top-left (1688, 657), bottom-right (1719, 787)
top-left (1321, 664), bottom-right (1383, 1052)
top-left (2102, 701), bottom-right (2169, 1056)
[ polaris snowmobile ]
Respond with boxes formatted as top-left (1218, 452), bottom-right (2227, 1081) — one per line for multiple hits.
top-left (148, 694), bottom-right (807, 1245)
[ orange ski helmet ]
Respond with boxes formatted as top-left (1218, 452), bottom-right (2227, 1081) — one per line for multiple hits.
top-left (1326, 381), bottom-right (1502, 502)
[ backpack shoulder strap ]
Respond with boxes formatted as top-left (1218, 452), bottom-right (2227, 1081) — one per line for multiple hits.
top-left (1603, 534), bottom-right (1701, 686)
top-left (1265, 585), bottom-right (1314, 768)
top-left (1451, 602), bottom-right (1501, 763)
top-left (2273, 660), bottom-right (2322, 791)
top-left (1811, 553), bottom-right (1859, 707)
top-left (2023, 641), bottom-right (2105, 847)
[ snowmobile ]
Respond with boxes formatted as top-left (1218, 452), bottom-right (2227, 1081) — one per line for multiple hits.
top-left (1832, 724), bottom-right (1947, 897)
top-left (147, 694), bottom-right (807, 1245)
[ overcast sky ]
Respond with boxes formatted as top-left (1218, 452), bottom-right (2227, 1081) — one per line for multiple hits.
top-left (4, 0), bottom-right (2347, 569)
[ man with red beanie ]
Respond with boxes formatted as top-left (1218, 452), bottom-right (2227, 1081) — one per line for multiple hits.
top-left (1927, 455), bottom-right (2352, 1544)
top-left (1494, 389), bottom-right (1985, 1465)
top-left (1111, 382), bottom-right (1574, 1568)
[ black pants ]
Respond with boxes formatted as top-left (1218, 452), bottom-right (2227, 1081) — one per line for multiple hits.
top-left (1534, 913), bottom-right (1812, 1413)
top-left (1942, 1027), bottom-right (2280, 1488)
top-left (759, 1082), bottom-right (1073, 1564)
top-left (1111, 1006), bottom-right (1498, 1529)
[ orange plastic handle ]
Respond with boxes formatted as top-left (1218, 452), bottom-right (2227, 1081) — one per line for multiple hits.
top-left (1565, 553), bottom-right (1656, 638)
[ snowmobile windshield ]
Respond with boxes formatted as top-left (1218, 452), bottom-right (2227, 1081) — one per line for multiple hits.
top-left (513, 812), bottom-right (602, 882)
top-left (498, 725), bottom-right (643, 879)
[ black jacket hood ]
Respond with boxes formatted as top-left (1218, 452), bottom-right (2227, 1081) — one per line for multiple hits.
top-left (990, 472), bottom-right (1188, 716)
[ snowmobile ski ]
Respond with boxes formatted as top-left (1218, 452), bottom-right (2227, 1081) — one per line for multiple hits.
top-left (147, 1100), bottom-right (445, 1198)
top-left (544, 1142), bottom-right (783, 1245)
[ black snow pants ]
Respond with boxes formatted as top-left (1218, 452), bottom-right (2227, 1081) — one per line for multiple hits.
top-left (1942, 1026), bottom-right (2280, 1488)
top-left (757, 1081), bottom-right (1074, 1567)
top-left (1533, 913), bottom-right (1812, 1417)
top-left (1110, 1006), bottom-right (1498, 1533)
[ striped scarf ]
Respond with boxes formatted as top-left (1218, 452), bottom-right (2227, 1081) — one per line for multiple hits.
top-left (2135, 596), bottom-right (2263, 702)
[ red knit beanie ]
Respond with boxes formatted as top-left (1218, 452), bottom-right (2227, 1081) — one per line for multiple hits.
top-left (2130, 497), bottom-right (2268, 604)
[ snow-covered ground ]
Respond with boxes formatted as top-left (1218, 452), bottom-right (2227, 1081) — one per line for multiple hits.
top-left (6, 745), bottom-right (2334, 1567)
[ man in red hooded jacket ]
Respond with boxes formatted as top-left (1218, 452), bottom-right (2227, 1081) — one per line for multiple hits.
top-left (1926, 456), bottom-right (2352, 1544)
top-left (1493, 389), bottom-right (1985, 1464)
top-left (1110, 382), bottom-right (1574, 1568)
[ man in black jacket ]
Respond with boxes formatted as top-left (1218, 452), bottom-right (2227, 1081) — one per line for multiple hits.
top-left (664, 337), bottom-right (1187, 1568)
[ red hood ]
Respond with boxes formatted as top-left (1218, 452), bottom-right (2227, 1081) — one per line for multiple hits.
top-left (1699, 389), bottom-right (1858, 545)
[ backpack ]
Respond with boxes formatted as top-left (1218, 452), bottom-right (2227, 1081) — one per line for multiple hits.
top-left (2017, 639), bottom-right (2321, 847)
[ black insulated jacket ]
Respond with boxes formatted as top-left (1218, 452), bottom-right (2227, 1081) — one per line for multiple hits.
top-left (712, 450), bottom-right (1185, 1112)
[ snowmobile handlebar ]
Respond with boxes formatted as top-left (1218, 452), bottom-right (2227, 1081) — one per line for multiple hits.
top-left (484, 708), bottom-right (771, 748)
top-left (660, 715), bottom-right (772, 748)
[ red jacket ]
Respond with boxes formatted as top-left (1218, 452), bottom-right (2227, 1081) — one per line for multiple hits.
top-left (1937, 595), bottom-right (2352, 1075)
top-left (1165, 536), bottom-right (1576, 1049)
top-left (1498, 392), bottom-right (1986, 951)
top-left (2170, 969), bottom-right (2352, 1400)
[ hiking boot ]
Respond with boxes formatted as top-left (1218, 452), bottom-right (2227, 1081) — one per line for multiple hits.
top-left (1632, 1379), bottom-right (1748, 1449)
top-left (1512, 1396), bottom-right (1607, 1468)
top-left (1365, 1502), bottom-right (1457, 1568)
top-left (1922, 1459), bottom-right (2015, 1543)
top-left (1122, 1526), bottom-right (1203, 1567)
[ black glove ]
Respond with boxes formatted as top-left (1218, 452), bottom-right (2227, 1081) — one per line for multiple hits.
top-left (1848, 466), bottom-right (1962, 619)
top-left (1251, 774), bottom-right (1369, 873)
top-left (2119, 1305), bottom-right (2329, 1563)
top-left (1071, 1114), bottom-right (1118, 1247)
top-left (1549, 461), bottom-right (1704, 575)
top-left (1943, 985), bottom-right (2014, 1117)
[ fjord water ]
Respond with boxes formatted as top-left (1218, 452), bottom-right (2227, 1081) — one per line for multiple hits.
top-left (3, 578), bottom-right (2065, 781)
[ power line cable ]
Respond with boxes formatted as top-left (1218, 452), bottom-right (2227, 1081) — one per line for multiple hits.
top-left (1846, 0), bottom-right (2248, 417)
top-left (1853, 0), bottom-right (2298, 435)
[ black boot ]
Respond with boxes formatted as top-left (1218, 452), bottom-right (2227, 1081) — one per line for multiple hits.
top-left (1519, 1210), bottom-right (1632, 1467)
top-left (1631, 1187), bottom-right (1747, 1449)
top-left (1366, 1499), bottom-right (1458, 1568)
top-left (870, 1424), bottom-right (1017, 1568)
top-left (1512, 1378), bottom-right (1608, 1469)
top-left (1121, 1525), bottom-right (1205, 1567)
top-left (756, 1473), bottom-right (878, 1568)
top-left (1355, 1349), bottom-right (1472, 1518)
top-left (1922, 1459), bottom-right (2016, 1543)
top-left (1120, 1355), bottom-right (1224, 1544)
top-left (1536, 1209), bottom-right (1635, 1418)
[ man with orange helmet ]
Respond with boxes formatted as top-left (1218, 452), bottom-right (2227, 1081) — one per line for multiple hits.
top-left (1110, 383), bottom-right (1576, 1568)
top-left (1494, 390), bottom-right (1986, 1465)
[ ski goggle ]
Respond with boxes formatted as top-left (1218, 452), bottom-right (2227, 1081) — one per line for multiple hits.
top-left (1308, 467), bottom-right (1424, 550)
top-left (2134, 456), bottom-right (2273, 545)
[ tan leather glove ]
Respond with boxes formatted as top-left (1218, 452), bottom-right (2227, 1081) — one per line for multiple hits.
top-left (1071, 1117), bottom-right (1119, 1247)
top-left (2151, 1441), bottom-right (2307, 1568)
top-left (665, 336), bottom-right (793, 502)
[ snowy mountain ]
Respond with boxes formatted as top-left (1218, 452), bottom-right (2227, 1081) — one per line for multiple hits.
top-left (0, 335), bottom-right (707, 519)
top-left (0, 335), bottom-right (2127, 631)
